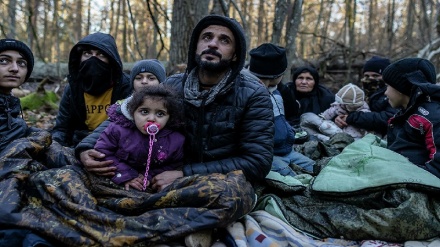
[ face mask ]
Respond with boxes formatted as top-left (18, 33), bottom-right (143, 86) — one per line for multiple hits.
top-left (361, 77), bottom-right (385, 98)
top-left (78, 56), bottom-right (113, 95)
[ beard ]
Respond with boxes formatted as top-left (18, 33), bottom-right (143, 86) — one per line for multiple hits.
top-left (195, 49), bottom-right (233, 74)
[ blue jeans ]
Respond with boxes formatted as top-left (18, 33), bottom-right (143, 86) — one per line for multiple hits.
top-left (271, 151), bottom-right (315, 176)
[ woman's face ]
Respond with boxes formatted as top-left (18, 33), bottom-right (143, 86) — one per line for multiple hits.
top-left (0, 50), bottom-right (28, 94)
top-left (295, 72), bottom-right (315, 93)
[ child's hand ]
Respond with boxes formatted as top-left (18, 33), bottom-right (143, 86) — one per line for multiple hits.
top-left (335, 115), bottom-right (348, 128)
top-left (124, 174), bottom-right (146, 191)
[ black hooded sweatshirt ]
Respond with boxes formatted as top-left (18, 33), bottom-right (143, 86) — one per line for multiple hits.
top-left (52, 32), bottom-right (131, 147)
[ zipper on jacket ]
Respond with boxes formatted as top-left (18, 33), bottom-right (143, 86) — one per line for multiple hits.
top-left (197, 96), bottom-right (208, 162)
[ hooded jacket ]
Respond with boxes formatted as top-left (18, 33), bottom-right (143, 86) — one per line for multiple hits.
top-left (279, 66), bottom-right (335, 126)
top-left (387, 71), bottom-right (440, 178)
top-left (52, 32), bottom-right (131, 147)
top-left (164, 15), bottom-right (273, 182)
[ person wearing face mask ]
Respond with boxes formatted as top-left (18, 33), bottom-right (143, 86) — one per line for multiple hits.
top-left (334, 56), bottom-right (397, 137)
top-left (51, 32), bottom-right (131, 148)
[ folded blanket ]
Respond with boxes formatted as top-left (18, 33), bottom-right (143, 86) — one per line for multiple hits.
top-left (312, 134), bottom-right (440, 195)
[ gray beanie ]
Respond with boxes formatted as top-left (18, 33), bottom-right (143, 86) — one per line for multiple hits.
top-left (0, 39), bottom-right (34, 82)
top-left (130, 59), bottom-right (166, 84)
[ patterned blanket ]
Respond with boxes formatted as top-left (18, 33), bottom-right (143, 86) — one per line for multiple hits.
top-left (0, 131), bottom-right (255, 246)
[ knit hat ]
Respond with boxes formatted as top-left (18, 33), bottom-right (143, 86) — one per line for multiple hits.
top-left (0, 39), bottom-right (34, 82)
top-left (363, 56), bottom-right (390, 74)
top-left (382, 58), bottom-right (436, 96)
top-left (187, 14), bottom-right (246, 84)
top-left (249, 43), bottom-right (287, 79)
top-left (335, 83), bottom-right (365, 111)
top-left (292, 66), bottom-right (319, 84)
top-left (130, 59), bottom-right (166, 84)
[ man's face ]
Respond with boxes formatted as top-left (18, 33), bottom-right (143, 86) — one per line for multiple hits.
top-left (0, 50), bottom-right (28, 94)
top-left (363, 71), bottom-right (382, 81)
top-left (195, 25), bottom-right (237, 72)
top-left (80, 49), bottom-right (109, 64)
top-left (362, 71), bottom-right (385, 97)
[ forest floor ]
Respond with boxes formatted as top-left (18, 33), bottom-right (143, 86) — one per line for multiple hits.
top-left (19, 80), bottom-right (61, 130)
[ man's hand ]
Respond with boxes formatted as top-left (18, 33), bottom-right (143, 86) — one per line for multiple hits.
top-left (80, 149), bottom-right (116, 176)
top-left (334, 115), bottom-right (348, 128)
top-left (150, 170), bottom-right (183, 192)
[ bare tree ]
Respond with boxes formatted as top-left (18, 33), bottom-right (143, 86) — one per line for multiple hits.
top-left (272, 0), bottom-right (288, 44)
top-left (285, 0), bottom-right (303, 78)
top-left (386, 0), bottom-right (396, 54)
top-left (75, 0), bottom-right (82, 41)
top-left (168, 0), bottom-right (209, 72)
top-left (8, 0), bottom-right (17, 38)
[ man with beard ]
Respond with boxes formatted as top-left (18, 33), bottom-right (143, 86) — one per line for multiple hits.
top-left (334, 56), bottom-right (396, 137)
top-left (151, 14), bottom-right (273, 190)
top-left (52, 32), bottom-right (131, 148)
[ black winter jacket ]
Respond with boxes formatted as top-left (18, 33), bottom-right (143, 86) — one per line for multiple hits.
top-left (0, 94), bottom-right (40, 153)
top-left (163, 71), bottom-right (274, 182)
top-left (0, 94), bottom-right (28, 152)
top-left (52, 33), bottom-right (131, 147)
top-left (387, 82), bottom-right (440, 178)
top-left (346, 86), bottom-right (396, 136)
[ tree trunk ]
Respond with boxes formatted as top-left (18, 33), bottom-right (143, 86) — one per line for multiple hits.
top-left (386, 0), bottom-right (396, 53)
top-left (311, 0), bottom-right (325, 49)
top-left (272, 0), bottom-right (288, 44)
top-left (8, 0), bottom-right (17, 38)
top-left (75, 0), bottom-right (82, 42)
top-left (168, 0), bottom-right (209, 72)
top-left (285, 0), bottom-right (303, 79)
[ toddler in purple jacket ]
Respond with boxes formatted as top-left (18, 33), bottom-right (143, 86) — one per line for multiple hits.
top-left (94, 85), bottom-right (185, 191)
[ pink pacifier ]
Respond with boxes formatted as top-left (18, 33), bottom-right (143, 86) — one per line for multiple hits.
top-left (144, 122), bottom-right (160, 135)
top-left (142, 122), bottom-right (160, 191)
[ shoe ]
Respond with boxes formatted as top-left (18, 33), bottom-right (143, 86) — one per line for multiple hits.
top-left (185, 229), bottom-right (213, 247)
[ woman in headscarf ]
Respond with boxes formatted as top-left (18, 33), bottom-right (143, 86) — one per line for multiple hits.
top-left (279, 66), bottom-right (335, 126)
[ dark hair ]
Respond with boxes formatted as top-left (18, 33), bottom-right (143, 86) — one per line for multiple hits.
top-left (127, 85), bottom-right (184, 130)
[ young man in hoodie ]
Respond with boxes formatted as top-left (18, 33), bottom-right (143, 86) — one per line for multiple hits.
top-left (52, 32), bottom-right (132, 148)
top-left (382, 58), bottom-right (440, 179)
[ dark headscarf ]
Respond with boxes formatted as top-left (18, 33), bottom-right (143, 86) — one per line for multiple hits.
top-left (280, 66), bottom-right (334, 125)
